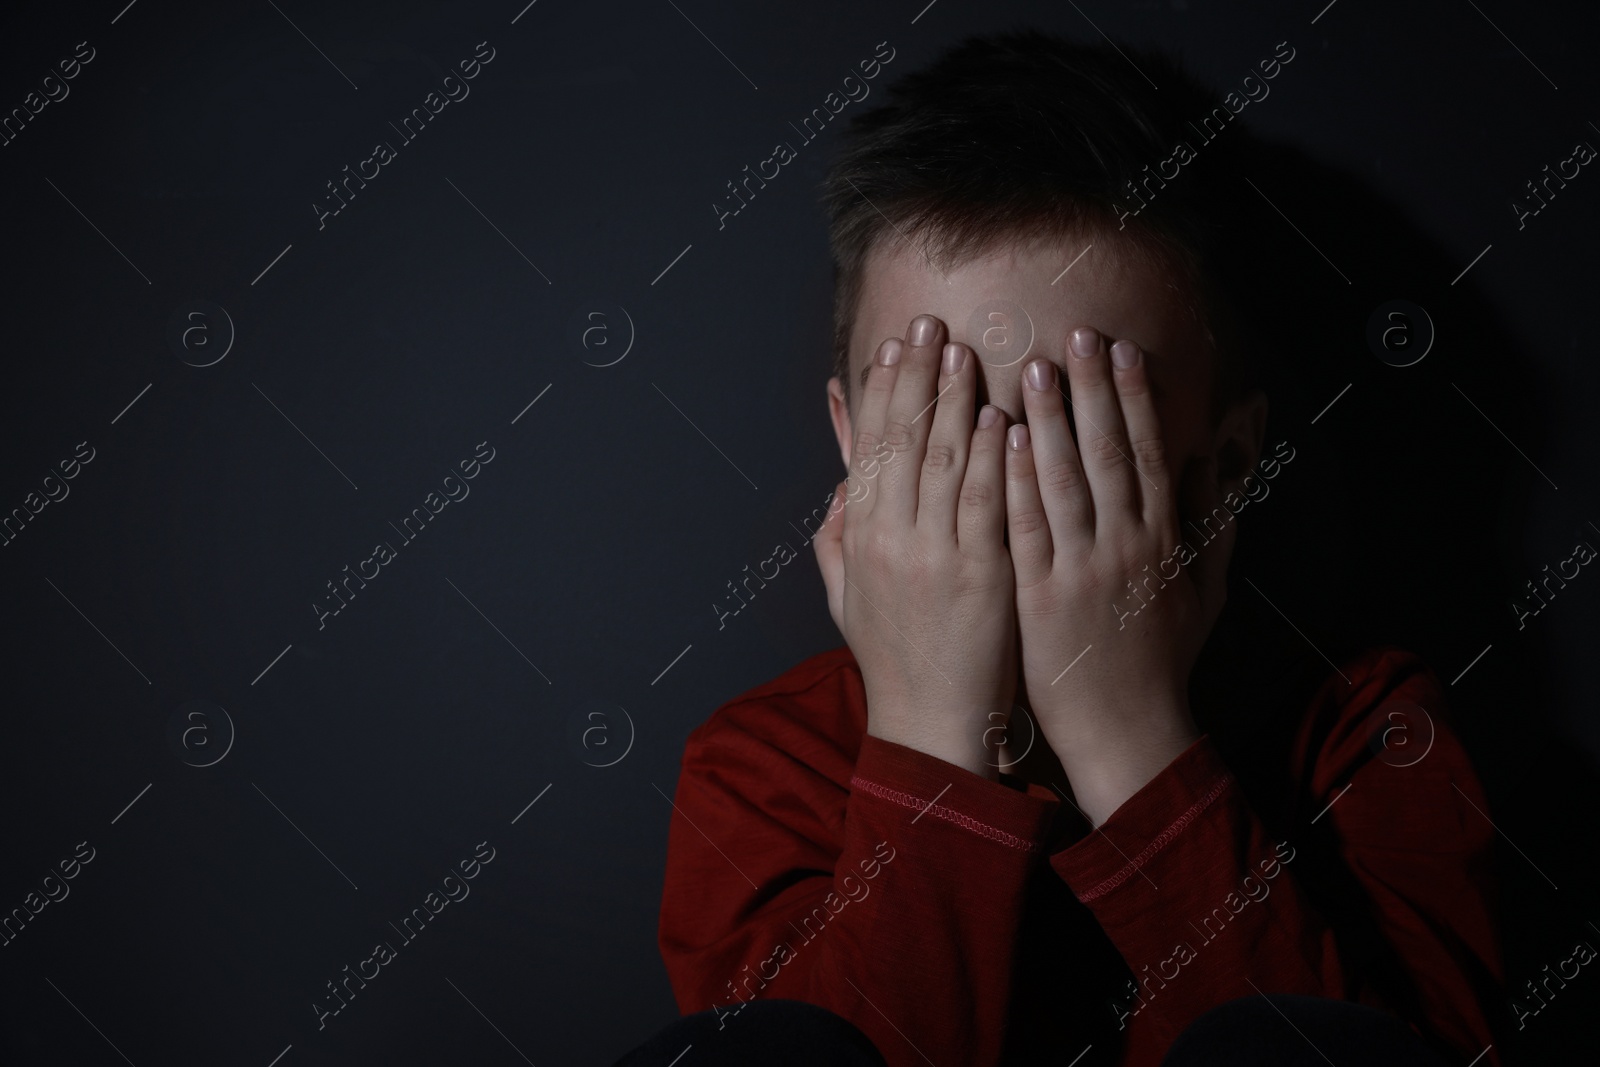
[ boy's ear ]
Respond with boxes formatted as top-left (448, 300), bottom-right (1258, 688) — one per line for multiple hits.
top-left (827, 375), bottom-right (853, 472)
top-left (1209, 388), bottom-right (1269, 495)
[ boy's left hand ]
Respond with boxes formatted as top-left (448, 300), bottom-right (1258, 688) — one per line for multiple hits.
top-left (1004, 326), bottom-right (1229, 826)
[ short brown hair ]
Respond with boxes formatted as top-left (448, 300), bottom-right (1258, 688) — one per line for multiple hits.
top-left (820, 30), bottom-right (1267, 420)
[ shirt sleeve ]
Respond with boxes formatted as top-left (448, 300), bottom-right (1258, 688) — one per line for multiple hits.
top-left (1047, 647), bottom-right (1503, 1065)
top-left (659, 704), bottom-right (1064, 1067)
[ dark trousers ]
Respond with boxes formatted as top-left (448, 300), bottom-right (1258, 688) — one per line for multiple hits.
top-left (612, 998), bottom-right (888, 1066)
top-left (612, 993), bottom-right (1458, 1066)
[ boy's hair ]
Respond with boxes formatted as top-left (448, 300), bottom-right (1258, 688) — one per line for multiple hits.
top-left (822, 29), bottom-right (1266, 419)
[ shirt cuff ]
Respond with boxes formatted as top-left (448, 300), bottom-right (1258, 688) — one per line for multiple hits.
top-left (1048, 735), bottom-right (1235, 900)
top-left (851, 734), bottom-right (1061, 854)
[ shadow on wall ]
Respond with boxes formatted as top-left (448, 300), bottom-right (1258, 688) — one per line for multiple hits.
top-left (1188, 136), bottom-right (1599, 1063)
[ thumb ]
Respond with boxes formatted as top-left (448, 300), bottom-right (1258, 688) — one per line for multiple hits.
top-left (1180, 457), bottom-right (1233, 629)
top-left (813, 480), bottom-right (848, 635)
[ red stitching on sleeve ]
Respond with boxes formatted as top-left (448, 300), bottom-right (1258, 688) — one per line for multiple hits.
top-left (849, 774), bottom-right (1041, 853)
top-left (1074, 773), bottom-right (1234, 903)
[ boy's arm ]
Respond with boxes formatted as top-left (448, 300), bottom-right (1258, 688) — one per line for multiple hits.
top-left (1002, 330), bottom-right (1501, 1060)
top-left (1048, 648), bottom-right (1503, 1063)
top-left (659, 705), bottom-right (1061, 1067)
top-left (660, 313), bottom-right (1058, 1067)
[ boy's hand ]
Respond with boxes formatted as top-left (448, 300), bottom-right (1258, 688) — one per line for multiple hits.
top-left (814, 314), bottom-right (1015, 780)
top-left (1004, 327), bottom-right (1229, 824)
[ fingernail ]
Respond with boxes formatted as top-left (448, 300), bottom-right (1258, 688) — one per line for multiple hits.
top-left (943, 342), bottom-right (965, 376)
top-left (1008, 424), bottom-right (1030, 451)
top-left (1025, 359), bottom-right (1055, 391)
top-left (1110, 340), bottom-right (1139, 369)
top-left (1070, 327), bottom-right (1099, 359)
top-left (909, 315), bottom-right (939, 347)
top-left (978, 404), bottom-right (999, 429)
top-left (879, 338), bottom-right (902, 366)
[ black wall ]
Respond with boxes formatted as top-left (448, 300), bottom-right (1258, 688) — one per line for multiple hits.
top-left (1, 1), bottom-right (1596, 1063)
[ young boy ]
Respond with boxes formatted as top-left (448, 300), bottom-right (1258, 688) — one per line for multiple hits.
top-left (645, 31), bottom-right (1501, 1067)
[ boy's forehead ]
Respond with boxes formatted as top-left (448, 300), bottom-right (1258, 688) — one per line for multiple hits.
top-left (848, 232), bottom-right (1205, 402)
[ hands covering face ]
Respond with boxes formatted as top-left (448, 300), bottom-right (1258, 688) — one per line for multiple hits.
top-left (815, 314), bottom-right (1230, 814)
top-left (814, 314), bottom-right (1017, 778)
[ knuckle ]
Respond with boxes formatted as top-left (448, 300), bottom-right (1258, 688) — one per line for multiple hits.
top-left (960, 479), bottom-right (993, 510)
top-left (1089, 432), bottom-right (1129, 465)
top-left (880, 418), bottom-right (916, 452)
top-left (868, 533), bottom-right (932, 581)
top-left (1130, 431), bottom-right (1165, 471)
top-left (1039, 458), bottom-right (1085, 498)
top-left (922, 442), bottom-right (959, 476)
top-left (1078, 569), bottom-right (1111, 601)
top-left (862, 525), bottom-right (899, 565)
top-left (1111, 533), bottom-right (1144, 565)
top-left (1008, 504), bottom-right (1050, 538)
top-left (852, 427), bottom-right (884, 460)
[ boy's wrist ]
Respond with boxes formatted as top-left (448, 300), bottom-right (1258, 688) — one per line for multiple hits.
top-left (866, 710), bottom-right (1003, 783)
top-left (1040, 695), bottom-right (1200, 825)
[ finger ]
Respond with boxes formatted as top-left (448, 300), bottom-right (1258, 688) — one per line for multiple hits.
top-left (847, 336), bottom-right (904, 523)
top-left (1019, 357), bottom-right (1093, 547)
top-left (1004, 423), bottom-right (1055, 588)
top-left (958, 403), bottom-right (1007, 551)
top-left (917, 341), bottom-right (977, 534)
top-left (1064, 326), bottom-right (1140, 532)
top-left (812, 479), bottom-right (848, 633)
top-left (877, 314), bottom-right (947, 523)
top-left (1108, 339), bottom-right (1173, 531)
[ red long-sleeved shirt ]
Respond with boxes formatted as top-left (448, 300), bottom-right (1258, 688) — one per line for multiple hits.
top-left (659, 645), bottom-right (1503, 1066)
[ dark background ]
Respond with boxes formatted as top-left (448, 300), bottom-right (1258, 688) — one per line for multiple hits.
top-left (1, 0), bottom-right (1596, 1063)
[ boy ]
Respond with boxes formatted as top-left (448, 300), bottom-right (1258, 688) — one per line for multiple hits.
top-left (646, 31), bottom-right (1501, 1067)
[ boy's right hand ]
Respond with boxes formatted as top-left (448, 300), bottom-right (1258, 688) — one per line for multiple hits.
top-left (813, 314), bottom-right (1016, 780)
